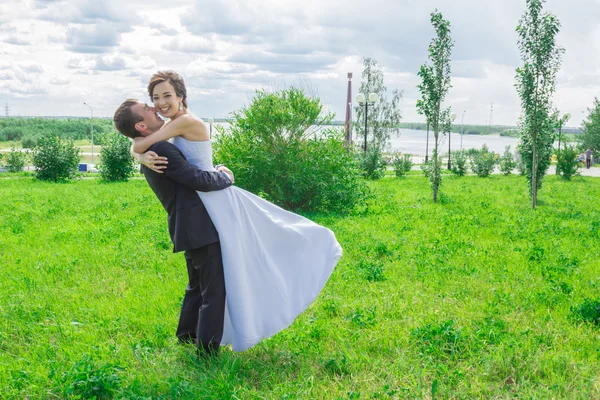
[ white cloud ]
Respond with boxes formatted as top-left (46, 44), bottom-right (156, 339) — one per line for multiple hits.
top-left (0, 0), bottom-right (598, 126)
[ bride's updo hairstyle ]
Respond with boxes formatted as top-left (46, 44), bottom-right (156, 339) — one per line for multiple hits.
top-left (147, 70), bottom-right (188, 108)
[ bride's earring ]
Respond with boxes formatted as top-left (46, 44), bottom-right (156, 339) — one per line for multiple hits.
top-left (178, 103), bottom-right (183, 111)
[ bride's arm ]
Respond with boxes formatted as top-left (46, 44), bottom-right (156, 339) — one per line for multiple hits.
top-left (130, 143), bottom-right (168, 173)
top-left (132, 115), bottom-right (197, 153)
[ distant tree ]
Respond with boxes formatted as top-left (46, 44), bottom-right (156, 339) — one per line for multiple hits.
top-left (21, 136), bottom-right (38, 149)
top-left (417, 10), bottom-right (454, 202)
top-left (515, 0), bottom-right (563, 209)
top-left (581, 97), bottom-right (600, 157)
top-left (354, 57), bottom-right (403, 152)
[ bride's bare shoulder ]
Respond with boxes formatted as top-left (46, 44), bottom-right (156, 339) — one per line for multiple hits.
top-left (179, 113), bottom-right (209, 139)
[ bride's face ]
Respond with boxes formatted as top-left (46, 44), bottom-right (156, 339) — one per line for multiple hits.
top-left (152, 81), bottom-right (183, 119)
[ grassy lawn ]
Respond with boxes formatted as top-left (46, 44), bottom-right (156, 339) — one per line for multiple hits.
top-left (1, 175), bottom-right (600, 398)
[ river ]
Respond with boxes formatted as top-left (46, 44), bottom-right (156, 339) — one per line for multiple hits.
top-left (211, 123), bottom-right (522, 155)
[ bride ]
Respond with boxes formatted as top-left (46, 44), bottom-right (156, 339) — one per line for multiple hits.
top-left (133, 70), bottom-right (342, 352)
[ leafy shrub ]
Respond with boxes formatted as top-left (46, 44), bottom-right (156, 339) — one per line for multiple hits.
top-left (470, 144), bottom-right (497, 177)
top-left (556, 145), bottom-right (580, 180)
top-left (32, 133), bottom-right (80, 181)
top-left (98, 132), bottom-right (137, 182)
top-left (4, 145), bottom-right (27, 172)
top-left (450, 151), bottom-right (468, 176)
top-left (498, 145), bottom-right (517, 175)
top-left (392, 153), bottom-right (413, 177)
top-left (571, 298), bottom-right (600, 326)
top-left (357, 146), bottom-right (387, 180)
top-left (214, 87), bottom-right (369, 213)
top-left (21, 135), bottom-right (38, 149)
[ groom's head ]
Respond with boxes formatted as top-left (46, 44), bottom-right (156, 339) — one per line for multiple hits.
top-left (113, 99), bottom-right (164, 138)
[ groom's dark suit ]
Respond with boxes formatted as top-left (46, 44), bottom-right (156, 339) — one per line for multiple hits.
top-left (141, 140), bottom-right (232, 354)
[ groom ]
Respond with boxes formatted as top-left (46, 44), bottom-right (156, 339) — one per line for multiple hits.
top-left (113, 99), bottom-right (232, 355)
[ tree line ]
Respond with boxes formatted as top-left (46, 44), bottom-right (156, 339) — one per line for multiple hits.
top-left (0, 117), bottom-right (114, 144)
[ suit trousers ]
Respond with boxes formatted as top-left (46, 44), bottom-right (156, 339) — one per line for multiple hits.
top-left (176, 241), bottom-right (226, 354)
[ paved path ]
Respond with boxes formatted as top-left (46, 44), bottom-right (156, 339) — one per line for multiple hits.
top-left (407, 164), bottom-right (600, 177)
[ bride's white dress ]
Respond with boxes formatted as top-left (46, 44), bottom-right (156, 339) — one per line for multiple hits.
top-left (173, 137), bottom-right (343, 351)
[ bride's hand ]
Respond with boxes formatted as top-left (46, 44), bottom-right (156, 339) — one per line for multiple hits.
top-left (217, 165), bottom-right (234, 183)
top-left (139, 151), bottom-right (168, 173)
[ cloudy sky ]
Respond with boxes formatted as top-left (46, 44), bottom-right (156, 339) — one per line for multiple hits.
top-left (1, 0), bottom-right (599, 126)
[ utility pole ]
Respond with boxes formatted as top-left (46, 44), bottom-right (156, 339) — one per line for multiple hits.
top-left (4, 103), bottom-right (9, 117)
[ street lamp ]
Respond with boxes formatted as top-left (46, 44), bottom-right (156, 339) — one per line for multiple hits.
top-left (460, 110), bottom-right (466, 151)
top-left (448, 113), bottom-right (457, 169)
top-left (83, 102), bottom-right (94, 166)
top-left (356, 92), bottom-right (378, 153)
top-left (207, 117), bottom-right (214, 139)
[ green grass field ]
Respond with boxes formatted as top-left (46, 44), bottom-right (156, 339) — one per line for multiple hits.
top-left (2, 175), bottom-right (600, 398)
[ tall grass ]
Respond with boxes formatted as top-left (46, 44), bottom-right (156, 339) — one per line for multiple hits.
top-left (1, 175), bottom-right (600, 398)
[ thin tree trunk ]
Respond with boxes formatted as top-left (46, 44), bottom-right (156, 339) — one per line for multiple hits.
top-left (532, 132), bottom-right (537, 209)
top-left (556, 126), bottom-right (562, 175)
top-left (433, 145), bottom-right (438, 202)
top-left (531, 71), bottom-right (540, 210)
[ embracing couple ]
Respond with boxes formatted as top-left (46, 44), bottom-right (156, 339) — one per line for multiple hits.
top-left (113, 71), bottom-right (342, 356)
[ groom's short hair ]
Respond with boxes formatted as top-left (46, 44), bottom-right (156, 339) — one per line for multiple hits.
top-left (113, 99), bottom-right (144, 138)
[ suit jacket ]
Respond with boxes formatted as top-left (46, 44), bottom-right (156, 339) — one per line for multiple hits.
top-left (141, 140), bottom-right (232, 253)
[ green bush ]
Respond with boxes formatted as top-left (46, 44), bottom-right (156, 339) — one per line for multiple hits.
top-left (32, 133), bottom-right (80, 181)
top-left (450, 151), bottom-right (468, 176)
top-left (556, 145), bottom-right (580, 180)
top-left (470, 144), bottom-right (497, 177)
top-left (21, 136), bottom-right (38, 149)
top-left (4, 145), bottom-right (27, 172)
top-left (98, 132), bottom-right (136, 182)
top-left (214, 87), bottom-right (369, 213)
top-left (392, 153), bottom-right (413, 177)
top-left (498, 145), bottom-right (517, 175)
top-left (357, 146), bottom-right (387, 180)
